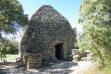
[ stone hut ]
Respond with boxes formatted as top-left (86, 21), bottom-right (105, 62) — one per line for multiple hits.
top-left (20, 5), bottom-right (76, 68)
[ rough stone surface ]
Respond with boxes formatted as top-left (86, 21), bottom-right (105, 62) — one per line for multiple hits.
top-left (27, 53), bottom-right (42, 69)
top-left (20, 5), bottom-right (76, 67)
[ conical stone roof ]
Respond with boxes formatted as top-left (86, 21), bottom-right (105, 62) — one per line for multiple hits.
top-left (20, 5), bottom-right (75, 65)
top-left (30, 5), bottom-right (67, 23)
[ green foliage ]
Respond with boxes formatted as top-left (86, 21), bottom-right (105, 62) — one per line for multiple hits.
top-left (0, 38), bottom-right (18, 54)
top-left (79, 0), bottom-right (111, 65)
top-left (0, 0), bottom-right (27, 59)
top-left (0, 0), bottom-right (28, 33)
top-left (0, 51), bottom-right (7, 63)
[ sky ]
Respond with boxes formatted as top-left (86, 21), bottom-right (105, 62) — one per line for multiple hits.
top-left (18, 0), bottom-right (83, 32)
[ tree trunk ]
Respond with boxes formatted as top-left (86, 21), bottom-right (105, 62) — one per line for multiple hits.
top-left (0, 33), bottom-right (2, 39)
top-left (95, 48), bottom-right (105, 66)
top-left (0, 29), bottom-right (2, 39)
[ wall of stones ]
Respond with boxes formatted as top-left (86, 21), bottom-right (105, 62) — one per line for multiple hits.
top-left (20, 21), bottom-right (75, 64)
top-left (27, 53), bottom-right (42, 69)
top-left (20, 5), bottom-right (76, 65)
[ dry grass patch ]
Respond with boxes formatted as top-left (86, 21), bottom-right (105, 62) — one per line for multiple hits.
top-left (83, 63), bottom-right (111, 74)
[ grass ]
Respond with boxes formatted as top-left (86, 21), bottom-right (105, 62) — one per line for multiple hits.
top-left (83, 63), bottom-right (111, 74)
top-left (0, 54), bottom-right (19, 62)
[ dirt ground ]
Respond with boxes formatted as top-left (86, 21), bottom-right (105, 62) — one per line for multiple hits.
top-left (0, 60), bottom-right (93, 74)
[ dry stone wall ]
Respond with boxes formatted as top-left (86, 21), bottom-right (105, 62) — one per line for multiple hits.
top-left (20, 5), bottom-right (76, 67)
top-left (27, 54), bottom-right (42, 69)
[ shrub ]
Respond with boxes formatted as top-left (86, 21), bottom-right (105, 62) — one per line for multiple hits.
top-left (0, 38), bottom-right (18, 54)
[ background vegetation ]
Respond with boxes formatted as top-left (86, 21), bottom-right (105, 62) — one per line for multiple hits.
top-left (0, 0), bottom-right (28, 60)
top-left (79, 0), bottom-right (111, 66)
top-left (0, 38), bottom-right (18, 54)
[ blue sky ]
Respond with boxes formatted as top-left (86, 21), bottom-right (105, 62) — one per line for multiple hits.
top-left (18, 0), bottom-right (83, 32)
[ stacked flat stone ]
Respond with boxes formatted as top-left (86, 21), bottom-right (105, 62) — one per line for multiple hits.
top-left (27, 53), bottom-right (42, 69)
top-left (20, 5), bottom-right (76, 67)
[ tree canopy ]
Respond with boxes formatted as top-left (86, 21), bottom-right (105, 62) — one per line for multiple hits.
top-left (0, 0), bottom-right (28, 33)
top-left (79, 0), bottom-right (111, 65)
top-left (0, 0), bottom-right (28, 56)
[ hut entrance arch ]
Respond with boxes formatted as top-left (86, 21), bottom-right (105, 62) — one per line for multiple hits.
top-left (55, 41), bottom-right (64, 60)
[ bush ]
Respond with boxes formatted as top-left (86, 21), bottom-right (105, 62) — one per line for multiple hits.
top-left (0, 38), bottom-right (18, 54)
top-left (79, 0), bottom-right (111, 66)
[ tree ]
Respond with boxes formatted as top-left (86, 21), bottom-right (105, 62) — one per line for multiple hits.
top-left (79, 0), bottom-right (111, 66)
top-left (0, 0), bottom-right (28, 37)
top-left (0, 38), bottom-right (18, 54)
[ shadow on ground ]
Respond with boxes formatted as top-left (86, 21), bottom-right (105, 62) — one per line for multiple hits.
top-left (35, 60), bottom-right (78, 73)
top-left (0, 61), bottom-right (78, 74)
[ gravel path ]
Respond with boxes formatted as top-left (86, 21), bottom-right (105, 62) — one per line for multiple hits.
top-left (70, 61), bottom-right (93, 74)
top-left (0, 60), bottom-right (93, 74)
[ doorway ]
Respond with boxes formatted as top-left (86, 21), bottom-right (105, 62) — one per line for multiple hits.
top-left (55, 44), bottom-right (63, 60)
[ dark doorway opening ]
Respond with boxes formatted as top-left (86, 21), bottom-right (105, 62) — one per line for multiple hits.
top-left (55, 44), bottom-right (63, 60)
